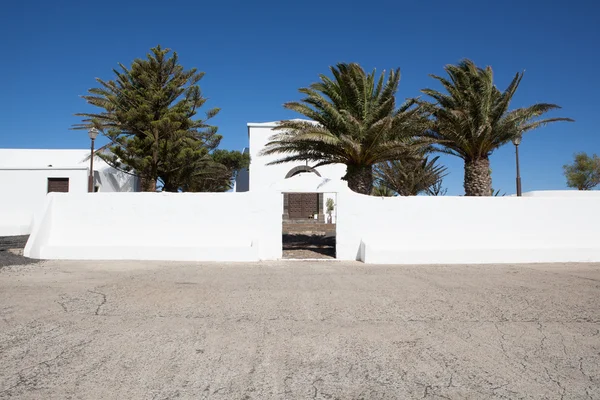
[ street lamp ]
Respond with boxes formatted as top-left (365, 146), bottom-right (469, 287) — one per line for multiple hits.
top-left (88, 128), bottom-right (99, 192)
top-left (511, 135), bottom-right (522, 197)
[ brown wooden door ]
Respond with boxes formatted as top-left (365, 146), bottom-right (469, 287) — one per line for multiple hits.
top-left (288, 193), bottom-right (319, 219)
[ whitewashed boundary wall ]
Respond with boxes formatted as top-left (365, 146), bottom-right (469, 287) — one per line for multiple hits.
top-left (24, 192), bottom-right (282, 261)
top-left (336, 192), bottom-right (600, 264)
top-left (522, 190), bottom-right (600, 198)
top-left (0, 165), bottom-right (137, 237)
top-left (0, 168), bottom-right (88, 236)
top-left (23, 185), bottom-right (600, 264)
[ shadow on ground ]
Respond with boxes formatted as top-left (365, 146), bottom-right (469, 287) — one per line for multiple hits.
top-left (282, 234), bottom-right (336, 259)
top-left (0, 236), bottom-right (38, 268)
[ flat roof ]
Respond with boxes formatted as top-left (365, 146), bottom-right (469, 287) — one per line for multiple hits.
top-left (0, 149), bottom-right (91, 168)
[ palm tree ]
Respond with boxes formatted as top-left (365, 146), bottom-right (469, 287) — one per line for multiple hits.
top-left (371, 183), bottom-right (396, 197)
top-left (427, 180), bottom-right (447, 196)
top-left (375, 154), bottom-right (447, 196)
top-left (260, 63), bottom-right (427, 194)
top-left (420, 59), bottom-right (574, 196)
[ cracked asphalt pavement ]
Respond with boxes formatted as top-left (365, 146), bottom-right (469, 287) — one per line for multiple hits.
top-left (1, 260), bottom-right (599, 399)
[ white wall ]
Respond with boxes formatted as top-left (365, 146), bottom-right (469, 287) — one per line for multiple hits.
top-left (0, 149), bottom-right (138, 236)
top-left (0, 149), bottom-right (92, 168)
top-left (234, 168), bottom-right (249, 192)
top-left (21, 175), bottom-right (600, 264)
top-left (522, 190), bottom-right (600, 197)
top-left (96, 166), bottom-right (138, 192)
top-left (247, 123), bottom-right (346, 191)
top-left (0, 168), bottom-right (88, 236)
top-left (336, 192), bottom-right (600, 264)
top-left (24, 192), bottom-right (282, 262)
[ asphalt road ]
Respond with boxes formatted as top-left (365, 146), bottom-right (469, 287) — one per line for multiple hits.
top-left (1, 260), bottom-right (599, 399)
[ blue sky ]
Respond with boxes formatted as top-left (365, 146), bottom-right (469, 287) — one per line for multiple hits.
top-left (1, 0), bottom-right (598, 195)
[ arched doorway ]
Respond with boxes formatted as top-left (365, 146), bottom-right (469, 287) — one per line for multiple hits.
top-left (283, 166), bottom-right (323, 221)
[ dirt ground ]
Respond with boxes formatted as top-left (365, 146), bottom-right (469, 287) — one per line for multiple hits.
top-left (1, 260), bottom-right (599, 399)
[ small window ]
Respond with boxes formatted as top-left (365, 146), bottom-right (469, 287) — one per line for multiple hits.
top-left (48, 178), bottom-right (69, 193)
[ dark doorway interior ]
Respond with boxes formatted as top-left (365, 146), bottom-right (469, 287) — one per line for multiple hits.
top-left (282, 232), bottom-right (335, 259)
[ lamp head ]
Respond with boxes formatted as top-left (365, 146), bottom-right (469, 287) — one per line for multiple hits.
top-left (88, 127), bottom-right (99, 140)
top-left (512, 135), bottom-right (522, 146)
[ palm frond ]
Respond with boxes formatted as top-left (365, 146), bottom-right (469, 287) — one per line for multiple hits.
top-left (375, 154), bottom-right (447, 196)
top-left (263, 63), bottom-right (428, 176)
top-left (420, 59), bottom-right (573, 161)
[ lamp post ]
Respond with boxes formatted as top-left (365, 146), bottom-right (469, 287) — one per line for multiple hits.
top-left (88, 128), bottom-right (99, 192)
top-left (512, 135), bottom-right (522, 197)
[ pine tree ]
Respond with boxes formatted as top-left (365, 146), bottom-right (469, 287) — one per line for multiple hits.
top-left (74, 46), bottom-right (244, 191)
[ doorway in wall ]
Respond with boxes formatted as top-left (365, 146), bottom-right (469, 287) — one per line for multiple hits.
top-left (282, 192), bottom-right (336, 259)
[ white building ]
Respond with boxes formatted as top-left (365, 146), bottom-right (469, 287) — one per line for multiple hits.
top-left (0, 149), bottom-right (137, 236)
top-left (235, 121), bottom-right (346, 221)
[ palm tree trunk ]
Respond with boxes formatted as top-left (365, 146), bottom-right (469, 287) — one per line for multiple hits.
top-left (345, 165), bottom-right (373, 194)
top-left (464, 158), bottom-right (492, 196)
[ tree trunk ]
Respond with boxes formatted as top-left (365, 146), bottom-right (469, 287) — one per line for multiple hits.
top-left (345, 165), bottom-right (373, 195)
top-left (162, 181), bottom-right (177, 192)
top-left (464, 158), bottom-right (492, 196)
top-left (140, 176), bottom-right (157, 192)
